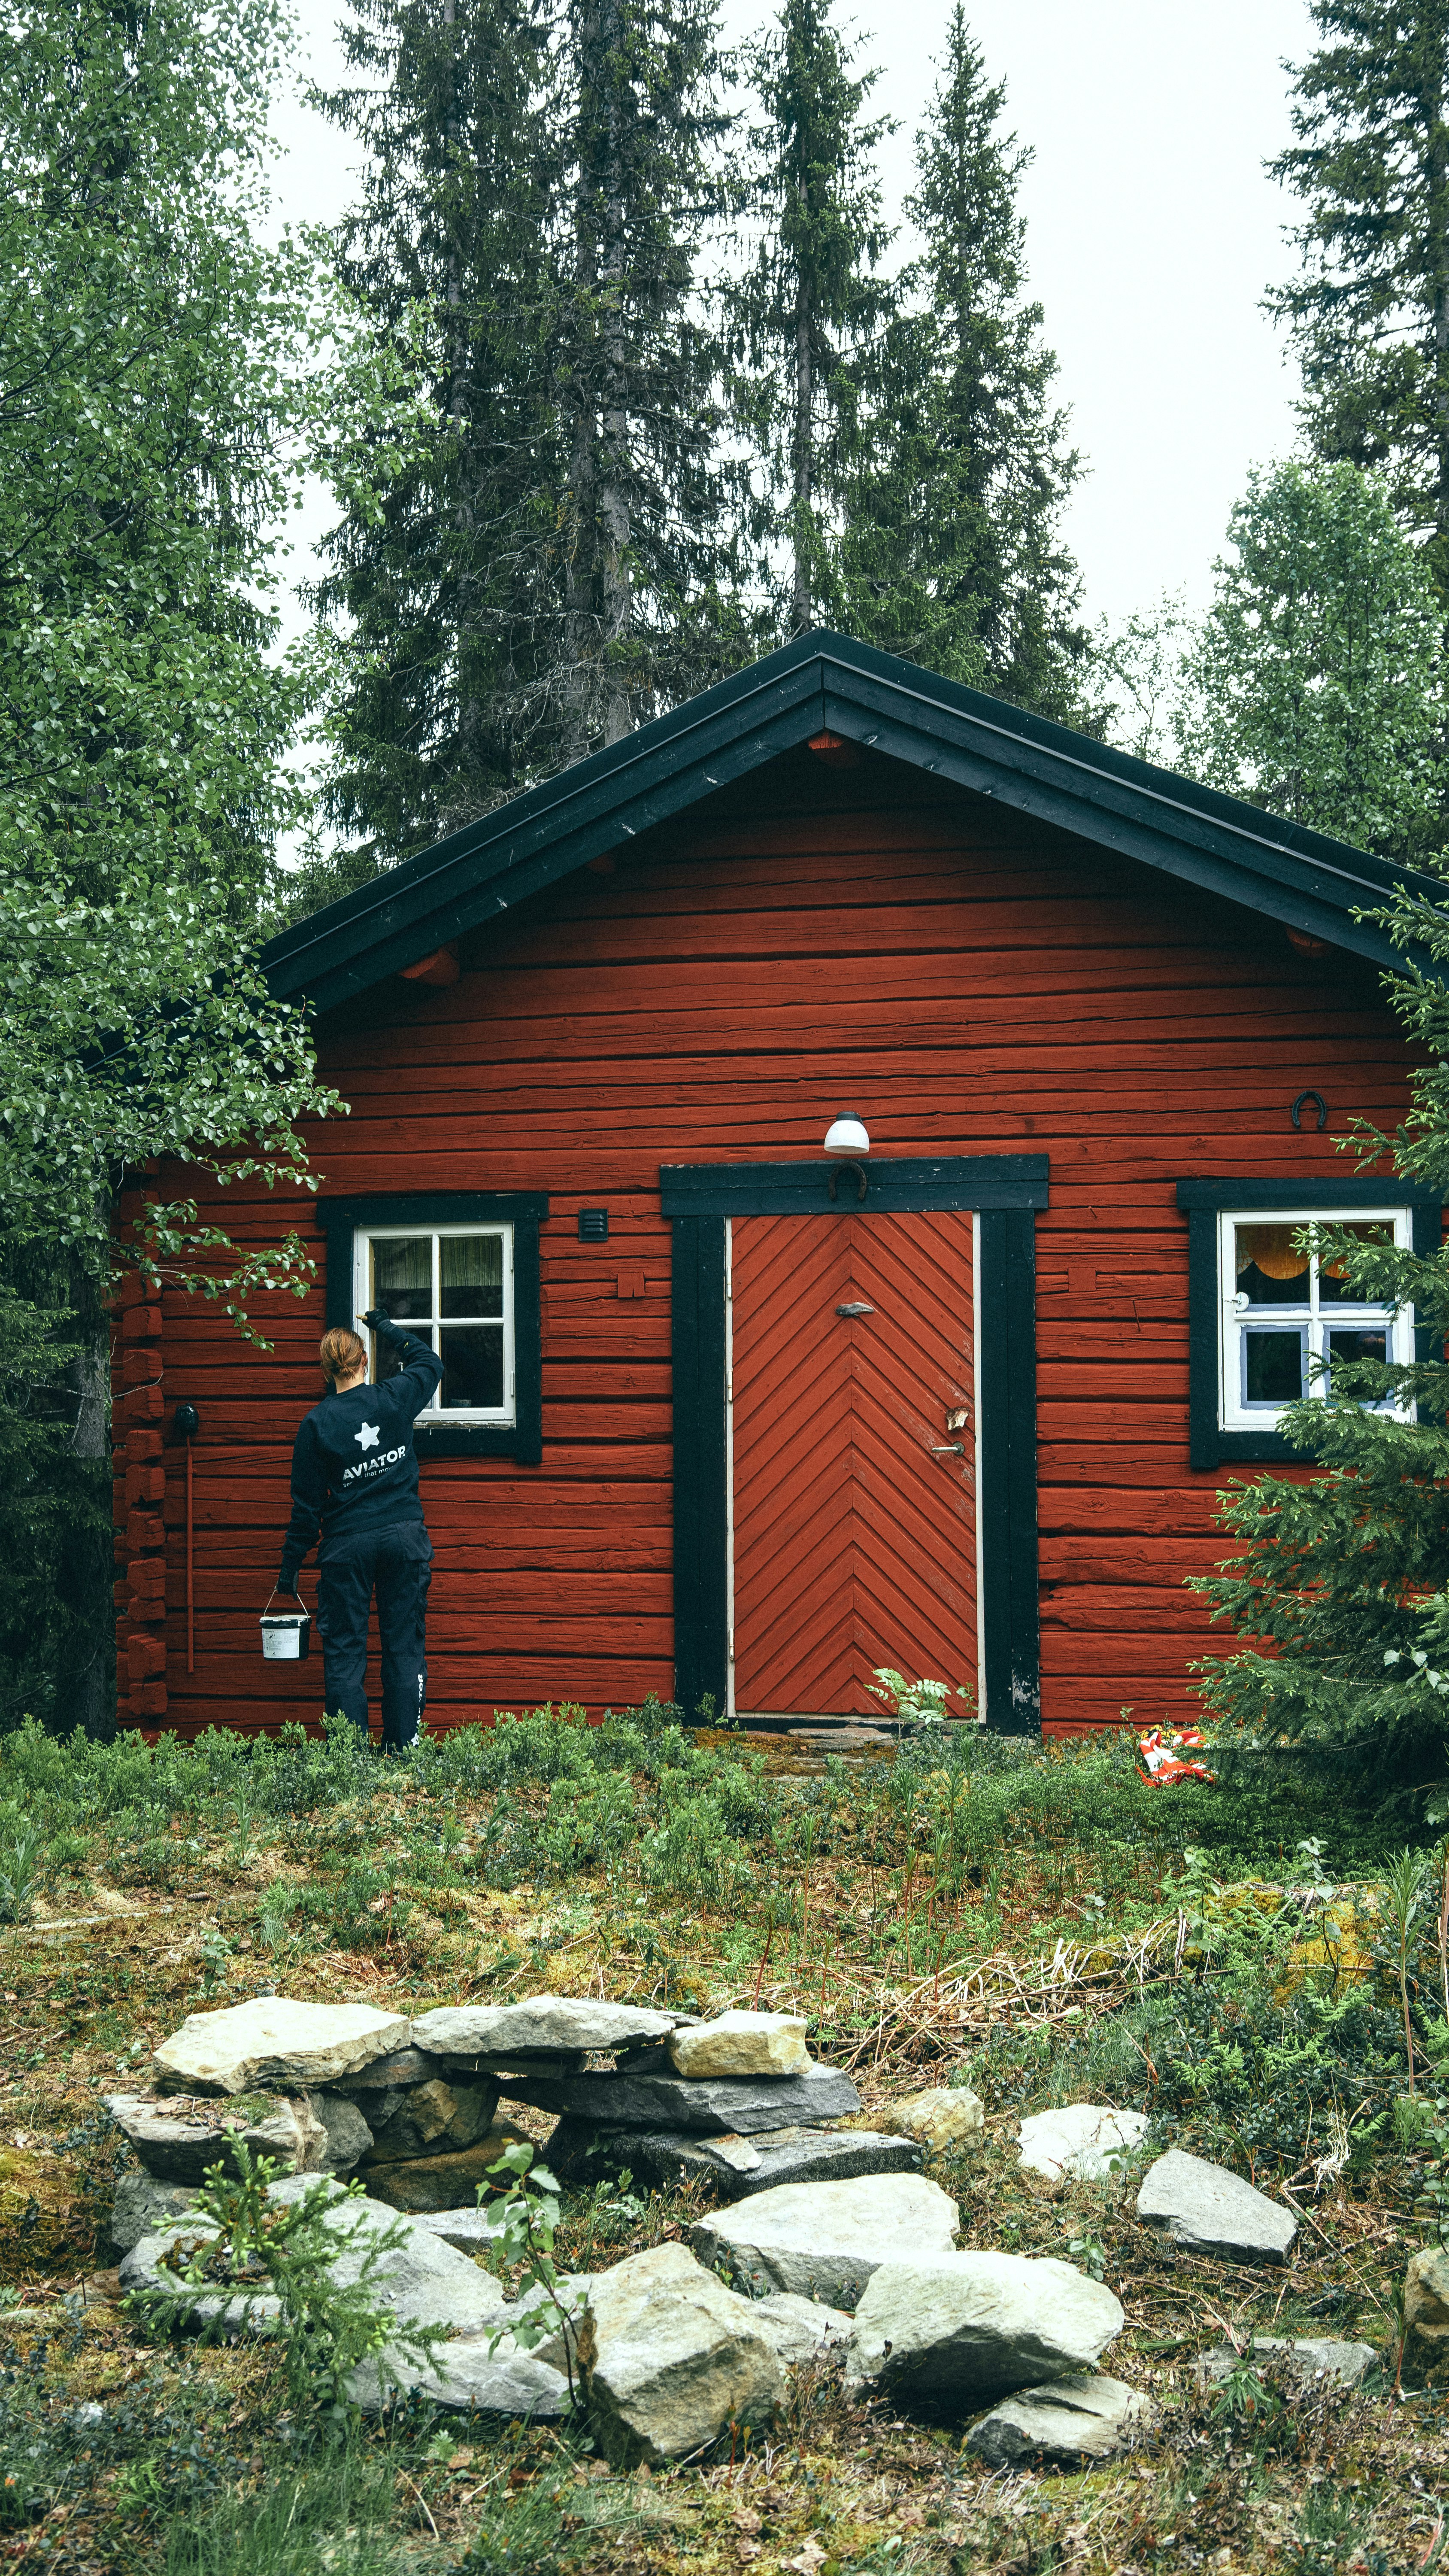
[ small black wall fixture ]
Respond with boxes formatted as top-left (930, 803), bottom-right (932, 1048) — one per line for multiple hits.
top-left (1291, 1090), bottom-right (1328, 1132)
top-left (827, 1160), bottom-right (868, 1203)
top-left (578, 1209), bottom-right (609, 1241)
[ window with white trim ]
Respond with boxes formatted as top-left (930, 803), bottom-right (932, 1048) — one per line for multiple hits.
top-left (1217, 1207), bottom-right (1413, 1432)
top-left (353, 1225), bottom-right (515, 1423)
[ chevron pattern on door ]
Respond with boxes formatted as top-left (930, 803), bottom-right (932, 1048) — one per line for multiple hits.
top-left (731, 1211), bottom-right (977, 1717)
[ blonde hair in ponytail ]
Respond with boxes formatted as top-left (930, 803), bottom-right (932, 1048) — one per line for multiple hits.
top-left (320, 1326), bottom-right (367, 1388)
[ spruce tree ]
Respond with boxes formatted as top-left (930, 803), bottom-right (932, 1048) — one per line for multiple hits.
top-left (1268, 2), bottom-right (1449, 603)
top-left (834, 8), bottom-right (1088, 717)
top-left (1193, 921), bottom-right (1449, 1820)
top-left (309, 0), bottom-right (563, 868)
top-left (727, 0), bottom-right (894, 636)
top-left (308, 0), bottom-right (739, 875)
top-left (553, 0), bottom-right (743, 758)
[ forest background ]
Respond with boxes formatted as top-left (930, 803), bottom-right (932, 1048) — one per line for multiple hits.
top-left (6, 0), bottom-right (1449, 1746)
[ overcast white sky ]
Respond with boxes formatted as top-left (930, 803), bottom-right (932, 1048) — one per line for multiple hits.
top-left (269, 0), bottom-right (1315, 637)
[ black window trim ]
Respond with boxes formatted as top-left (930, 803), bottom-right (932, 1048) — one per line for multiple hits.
top-left (1175, 1176), bottom-right (1441, 1470)
top-left (321, 1193), bottom-right (547, 1462)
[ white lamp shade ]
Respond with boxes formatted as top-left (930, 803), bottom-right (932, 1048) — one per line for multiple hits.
top-left (824, 1112), bottom-right (870, 1157)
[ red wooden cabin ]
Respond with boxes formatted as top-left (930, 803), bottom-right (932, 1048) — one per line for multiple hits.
top-left (113, 634), bottom-right (1440, 1741)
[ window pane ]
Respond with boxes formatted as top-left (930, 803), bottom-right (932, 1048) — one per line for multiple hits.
top-left (1319, 1221), bottom-right (1393, 1308)
top-left (1326, 1328), bottom-right (1388, 1385)
top-left (1243, 1327), bottom-right (1305, 1405)
top-left (1234, 1223), bottom-right (1309, 1307)
top-left (373, 1235), bottom-right (433, 1319)
top-left (439, 1324), bottom-right (504, 1410)
top-left (376, 1324), bottom-right (434, 1385)
top-left (441, 1233), bottom-right (503, 1319)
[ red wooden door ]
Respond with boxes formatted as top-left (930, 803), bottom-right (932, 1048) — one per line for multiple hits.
top-left (731, 1212), bottom-right (977, 1717)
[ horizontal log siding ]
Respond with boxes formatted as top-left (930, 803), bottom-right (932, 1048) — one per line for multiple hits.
top-left (136, 768), bottom-right (1412, 1738)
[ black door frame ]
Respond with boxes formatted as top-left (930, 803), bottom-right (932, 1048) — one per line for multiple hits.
top-left (662, 1156), bottom-right (1049, 1734)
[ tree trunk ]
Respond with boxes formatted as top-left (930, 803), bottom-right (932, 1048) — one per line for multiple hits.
top-left (55, 1248), bottom-right (114, 1741)
top-left (792, 171), bottom-right (813, 635)
top-left (443, 0), bottom-right (483, 817)
top-left (563, 0), bottom-right (632, 757)
top-left (598, 0), bottom-right (632, 746)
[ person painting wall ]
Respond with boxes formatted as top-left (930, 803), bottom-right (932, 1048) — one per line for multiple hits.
top-left (277, 1311), bottom-right (442, 1752)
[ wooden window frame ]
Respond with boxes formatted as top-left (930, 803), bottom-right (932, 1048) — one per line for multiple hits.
top-left (663, 1156), bottom-right (1048, 1736)
top-left (1176, 1177), bottom-right (1441, 1472)
top-left (354, 1221), bottom-right (517, 1430)
top-left (322, 1193), bottom-right (546, 1463)
top-left (1216, 1204), bottom-right (1413, 1434)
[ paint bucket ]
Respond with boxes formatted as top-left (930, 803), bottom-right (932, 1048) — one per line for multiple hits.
top-left (260, 1589), bottom-right (311, 1662)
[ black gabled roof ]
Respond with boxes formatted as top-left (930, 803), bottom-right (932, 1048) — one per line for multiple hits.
top-left (263, 629), bottom-right (1440, 1015)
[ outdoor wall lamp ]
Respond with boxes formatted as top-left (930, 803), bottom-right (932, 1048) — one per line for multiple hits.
top-left (824, 1110), bottom-right (870, 1202)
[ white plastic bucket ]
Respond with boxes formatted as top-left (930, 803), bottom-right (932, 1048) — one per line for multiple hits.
top-left (260, 1611), bottom-right (311, 1662)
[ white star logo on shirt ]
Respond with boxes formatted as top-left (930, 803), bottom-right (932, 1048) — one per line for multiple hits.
top-left (354, 1421), bottom-right (381, 1452)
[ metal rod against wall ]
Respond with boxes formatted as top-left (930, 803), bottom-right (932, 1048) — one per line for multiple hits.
top-left (186, 1439), bottom-right (194, 1676)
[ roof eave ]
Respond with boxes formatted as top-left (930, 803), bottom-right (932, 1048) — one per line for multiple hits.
top-left (262, 633), bottom-right (1440, 1012)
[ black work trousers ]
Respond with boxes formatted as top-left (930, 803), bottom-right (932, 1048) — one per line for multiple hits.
top-left (316, 1524), bottom-right (433, 1749)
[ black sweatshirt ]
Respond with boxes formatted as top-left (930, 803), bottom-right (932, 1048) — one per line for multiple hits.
top-left (279, 1326), bottom-right (443, 1586)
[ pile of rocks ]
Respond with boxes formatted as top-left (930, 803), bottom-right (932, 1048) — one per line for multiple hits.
top-left (107, 1997), bottom-right (1354, 2469)
top-left (103, 1991), bottom-right (922, 2250)
top-left (411, 1997), bottom-right (923, 2197)
top-left (103, 1997), bottom-right (531, 2248)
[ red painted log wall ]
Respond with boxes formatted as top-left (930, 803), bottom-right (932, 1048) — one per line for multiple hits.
top-left (118, 751), bottom-right (1415, 1740)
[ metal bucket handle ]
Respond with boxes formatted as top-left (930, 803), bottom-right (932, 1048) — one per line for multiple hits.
top-left (262, 1585), bottom-right (304, 1614)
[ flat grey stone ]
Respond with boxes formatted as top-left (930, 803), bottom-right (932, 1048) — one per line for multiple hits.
top-left (155, 1999), bottom-right (409, 2096)
top-left (411, 1996), bottom-right (679, 2061)
top-left (1018, 2105), bottom-right (1150, 2182)
top-left (1194, 2337), bottom-right (1377, 2395)
top-left (691, 2173), bottom-right (958, 2312)
top-left (669, 2013), bottom-right (808, 2078)
top-left (315, 2197), bottom-right (509, 2336)
top-left (327, 2047), bottom-right (448, 2095)
top-left (964, 2372), bottom-right (1152, 2464)
top-left (265, 2171), bottom-right (354, 2209)
top-left (103, 2095), bottom-right (252, 2184)
top-left (106, 2170), bottom-right (199, 2255)
top-left (349, 2334), bottom-right (571, 2419)
top-left (406, 2206), bottom-right (507, 2254)
top-left (118, 2222), bottom-right (282, 2336)
top-left (1137, 2149), bottom-right (1297, 2266)
top-left (118, 2177), bottom-right (507, 2344)
top-left (549, 2118), bottom-right (921, 2199)
top-left (507, 2059), bottom-right (860, 2136)
top-left (747, 2291), bottom-right (854, 2363)
top-left (846, 2253), bottom-right (1125, 2408)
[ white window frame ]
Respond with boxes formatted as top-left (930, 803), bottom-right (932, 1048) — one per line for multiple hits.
top-left (352, 1223), bottom-right (516, 1426)
top-left (1216, 1205), bottom-right (1413, 1434)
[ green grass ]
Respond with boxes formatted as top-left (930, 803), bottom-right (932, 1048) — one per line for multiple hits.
top-left (2, 1701), bottom-right (1447, 2576)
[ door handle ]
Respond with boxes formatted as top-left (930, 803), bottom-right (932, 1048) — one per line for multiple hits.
top-left (930, 1443), bottom-right (965, 1455)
